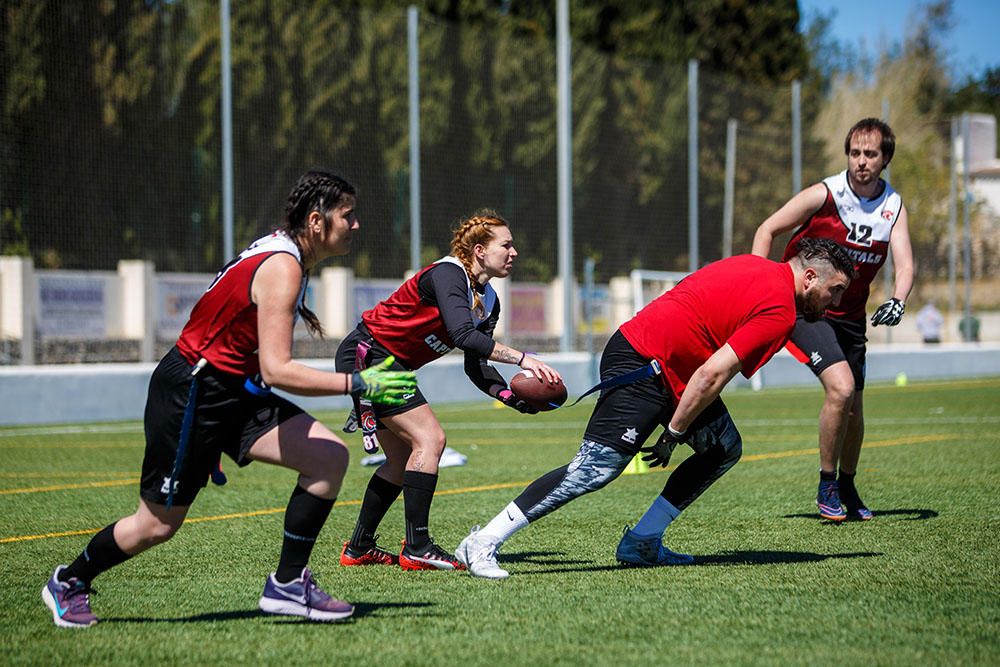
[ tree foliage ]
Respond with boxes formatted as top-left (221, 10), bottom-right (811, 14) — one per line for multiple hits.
top-left (1, 0), bottom-right (813, 278)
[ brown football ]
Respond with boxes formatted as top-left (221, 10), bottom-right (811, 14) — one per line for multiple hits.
top-left (509, 369), bottom-right (568, 411)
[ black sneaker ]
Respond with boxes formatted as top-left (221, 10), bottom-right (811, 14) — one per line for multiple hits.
top-left (839, 482), bottom-right (873, 521)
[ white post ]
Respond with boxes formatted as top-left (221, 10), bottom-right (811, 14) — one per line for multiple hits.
top-left (118, 260), bottom-right (155, 362)
top-left (319, 266), bottom-right (354, 339)
top-left (0, 257), bottom-right (35, 365)
top-left (491, 276), bottom-right (510, 338)
top-left (609, 276), bottom-right (633, 329)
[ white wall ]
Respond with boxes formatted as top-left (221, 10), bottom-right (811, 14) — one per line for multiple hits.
top-left (1, 346), bottom-right (997, 426)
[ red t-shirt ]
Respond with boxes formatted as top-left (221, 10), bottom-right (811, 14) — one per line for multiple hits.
top-left (620, 254), bottom-right (796, 402)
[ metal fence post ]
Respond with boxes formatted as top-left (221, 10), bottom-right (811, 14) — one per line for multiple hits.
top-left (791, 80), bottom-right (801, 196)
top-left (723, 119), bottom-right (736, 259)
top-left (408, 6), bottom-right (422, 273)
top-left (219, 0), bottom-right (234, 262)
top-left (557, 0), bottom-right (573, 352)
top-left (688, 59), bottom-right (699, 271)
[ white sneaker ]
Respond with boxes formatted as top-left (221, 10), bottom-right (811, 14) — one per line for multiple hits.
top-left (455, 527), bottom-right (509, 580)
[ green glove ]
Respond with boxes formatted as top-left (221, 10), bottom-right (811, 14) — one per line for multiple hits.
top-left (351, 356), bottom-right (417, 406)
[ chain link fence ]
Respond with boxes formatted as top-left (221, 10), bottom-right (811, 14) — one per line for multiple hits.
top-left (2, 2), bottom-right (996, 362)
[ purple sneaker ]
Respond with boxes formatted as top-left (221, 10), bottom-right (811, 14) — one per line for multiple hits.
top-left (41, 566), bottom-right (98, 628)
top-left (258, 568), bottom-right (354, 622)
top-left (817, 479), bottom-right (847, 522)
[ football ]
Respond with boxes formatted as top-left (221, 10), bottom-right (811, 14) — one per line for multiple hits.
top-left (509, 369), bottom-right (568, 411)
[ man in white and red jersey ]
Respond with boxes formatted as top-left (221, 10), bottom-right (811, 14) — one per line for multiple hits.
top-left (456, 239), bottom-right (854, 579)
top-left (752, 118), bottom-right (915, 522)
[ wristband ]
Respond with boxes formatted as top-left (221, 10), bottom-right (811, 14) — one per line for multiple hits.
top-left (517, 351), bottom-right (525, 366)
top-left (667, 423), bottom-right (685, 437)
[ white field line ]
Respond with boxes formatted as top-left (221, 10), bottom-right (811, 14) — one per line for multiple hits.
top-left (0, 414), bottom-right (998, 440)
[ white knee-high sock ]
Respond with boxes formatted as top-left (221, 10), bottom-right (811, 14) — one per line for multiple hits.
top-left (478, 502), bottom-right (528, 544)
top-left (633, 495), bottom-right (681, 536)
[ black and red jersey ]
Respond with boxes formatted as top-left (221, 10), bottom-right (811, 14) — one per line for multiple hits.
top-left (176, 232), bottom-right (305, 377)
top-left (362, 257), bottom-right (497, 369)
top-left (781, 170), bottom-right (902, 320)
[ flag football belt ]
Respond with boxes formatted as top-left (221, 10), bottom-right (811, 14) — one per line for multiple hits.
top-left (163, 356), bottom-right (236, 509)
top-left (342, 337), bottom-right (381, 454)
top-left (565, 359), bottom-right (662, 408)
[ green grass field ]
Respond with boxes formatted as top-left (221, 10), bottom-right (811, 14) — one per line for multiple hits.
top-left (2, 378), bottom-right (999, 665)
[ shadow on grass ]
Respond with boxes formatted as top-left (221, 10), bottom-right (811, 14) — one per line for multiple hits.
top-left (782, 508), bottom-right (939, 522)
top-left (501, 550), bottom-right (592, 566)
top-left (693, 550), bottom-right (882, 566)
top-left (509, 550), bottom-right (882, 575)
top-left (103, 601), bottom-right (434, 625)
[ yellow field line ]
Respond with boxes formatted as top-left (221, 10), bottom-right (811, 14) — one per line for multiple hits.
top-left (0, 479), bottom-right (138, 496)
top-left (0, 433), bottom-right (955, 545)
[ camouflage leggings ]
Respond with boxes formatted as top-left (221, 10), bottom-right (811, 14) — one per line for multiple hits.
top-left (517, 439), bottom-right (631, 522)
top-left (515, 409), bottom-right (743, 522)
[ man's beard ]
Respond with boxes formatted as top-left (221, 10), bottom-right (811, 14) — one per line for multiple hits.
top-left (801, 289), bottom-right (826, 322)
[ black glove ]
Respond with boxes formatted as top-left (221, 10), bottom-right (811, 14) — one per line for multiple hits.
top-left (497, 388), bottom-right (539, 414)
top-left (640, 427), bottom-right (687, 468)
top-left (871, 298), bottom-right (905, 326)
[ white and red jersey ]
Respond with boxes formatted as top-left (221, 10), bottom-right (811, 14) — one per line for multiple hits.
top-left (176, 232), bottom-right (305, 377)
top-left (781, 170), bottom-right (903, 320)
top-left (362, 256), bottom-right (497, 370)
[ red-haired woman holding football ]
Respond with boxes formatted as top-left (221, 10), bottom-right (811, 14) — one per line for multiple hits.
top-left (334, 209), bottom-right (562, 571)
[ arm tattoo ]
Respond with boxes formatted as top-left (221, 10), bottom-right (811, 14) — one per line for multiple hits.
top-left (492, 345), bottom-right (522, 365)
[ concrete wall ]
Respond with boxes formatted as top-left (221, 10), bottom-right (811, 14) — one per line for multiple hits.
top-left (2, 346), bottom-right (997, 426)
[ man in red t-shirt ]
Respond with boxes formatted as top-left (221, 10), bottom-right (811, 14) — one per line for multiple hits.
top-left (455, 239), bottom-right (855, 579)
top-left (752, 118), bottom-right (915, 522)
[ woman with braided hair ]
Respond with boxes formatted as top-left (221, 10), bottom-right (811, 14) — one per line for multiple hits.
top-left (42, 171), bottom-right (417, 627)
top-left (335, 209), bottom-right (562, 571)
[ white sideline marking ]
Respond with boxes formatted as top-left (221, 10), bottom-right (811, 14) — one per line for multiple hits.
top-left (1, 415), bottom-right (998, 440)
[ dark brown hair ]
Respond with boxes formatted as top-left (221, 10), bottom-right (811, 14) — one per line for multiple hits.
top-left (279, 171), bottom-right (357, 337)
top-left (844, 118), bottom-right (896, 165)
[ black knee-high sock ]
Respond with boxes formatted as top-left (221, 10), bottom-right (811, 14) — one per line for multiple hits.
top-left (838, 469), bottom-right (856, 489)
top-left (403, 471), bottom-right (437, 550)
top-left (62, 523), bottom-right (132, 585)
top-left (350, 474), bottom-right (403, 549)
top-left (276, 485), bottom-right (335, 583)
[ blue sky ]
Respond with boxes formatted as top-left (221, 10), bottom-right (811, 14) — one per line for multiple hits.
top-left (798, 0), bottom-right (1000, 80)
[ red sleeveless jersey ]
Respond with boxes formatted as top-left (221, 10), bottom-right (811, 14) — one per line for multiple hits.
top-left (362, 257), bottom-right (497, 370)
top-left (176, 232), bottom-right (304, 377)
top-left (781, 170), bottom-right (902, 320)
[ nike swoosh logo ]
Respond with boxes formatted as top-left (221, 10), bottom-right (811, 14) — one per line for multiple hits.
top-left (54, 595), bottom-right (68, 617)
top-left (270, 585), bottom-right (303, 602)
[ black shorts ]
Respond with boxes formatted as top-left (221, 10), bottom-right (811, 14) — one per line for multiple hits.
top-left (334, 324), bottom-right (427, 424)
top-left (140, 347), bottom-right (304, 506)
top-left (787, 315), bottom-right (867, 390)
top-left (583, 331), bottom-right (728, 455)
